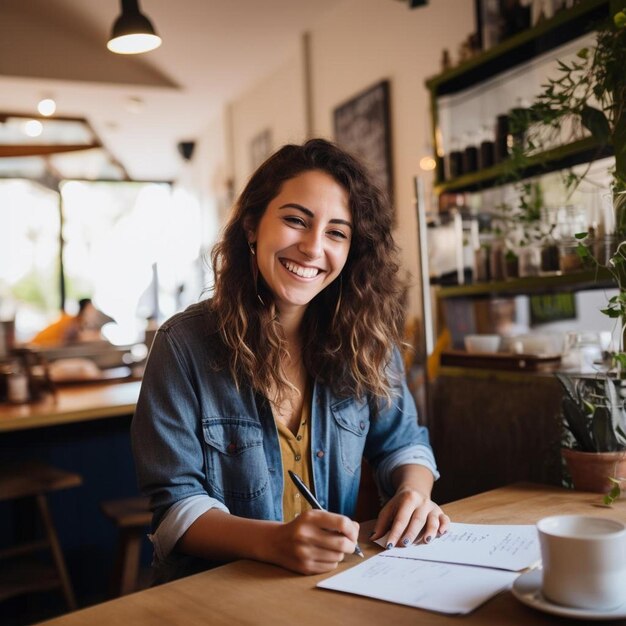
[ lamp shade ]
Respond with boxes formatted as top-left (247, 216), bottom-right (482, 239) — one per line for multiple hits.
top-left (107, 0), bottom-right (161, 54)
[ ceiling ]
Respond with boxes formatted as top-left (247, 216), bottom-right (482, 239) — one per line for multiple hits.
top-left (0, 0), bottom-right (344, 182)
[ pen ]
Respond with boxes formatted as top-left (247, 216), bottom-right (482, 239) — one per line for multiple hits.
top-left (288, 469), bottom-right (364, 558)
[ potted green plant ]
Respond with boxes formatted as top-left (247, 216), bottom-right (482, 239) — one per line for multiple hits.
top-left (556, 372), bottom-right (626, 503)
top-left (512, 7), bottom-right (626, 503)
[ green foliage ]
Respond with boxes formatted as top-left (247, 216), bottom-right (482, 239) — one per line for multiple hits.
top-left (492, 181), bottom-right (549, 249)
top-left (520, 7), bottom-right (626, 505)
top-left (511, 9), bottom-right (626, 193)
top-left (556, 372), bottom-right (626, 453)
top-left (604, 476), bottom-right (625, 505)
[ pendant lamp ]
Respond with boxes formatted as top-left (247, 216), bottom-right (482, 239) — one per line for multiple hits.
top-left (107, 0), bottom-right (162, 54)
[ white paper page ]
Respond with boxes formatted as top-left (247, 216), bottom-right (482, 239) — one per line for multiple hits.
top-left (317, 554), bottom-right (518, 615)
top-left (375, 522), bottom-right (540, 571)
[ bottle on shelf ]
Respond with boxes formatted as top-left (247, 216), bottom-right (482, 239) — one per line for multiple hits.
top-left (462, 132), bottom-right (479, 174)
top-left (489, 236), bottom-right (507, 281)
top-left (440, 48), bottom-right (452, 72)
top-left (494, 114), bottom-right (510, 163)
top-left (446, 137), bottom-right (464, 180)
top-left (480, 0), bottom-right (504, 51)
top-left (6, 360), bottom-right (29, 404)
top-left (508, 98), bottom-right (531, 152)
top-left (479, 124), bottom-right (496, 170)
top-left (501, 0), bottom-right (532, 39)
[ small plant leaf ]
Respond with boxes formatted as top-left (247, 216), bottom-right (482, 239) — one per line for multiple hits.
top-left (555, 372), bottom-right (579, 404)
top-left (600, 306), bottom-right (622, 318)
top-left (591, 406), bottom-right (619, 452)
top-left (603, 481), bottom-right (621, 506)
top-left (580, 106), bottom-right (611, 144)
top-left (562, 396), bottom-right (595, 452)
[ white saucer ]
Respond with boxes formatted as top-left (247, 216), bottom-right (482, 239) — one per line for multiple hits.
top-left (512, 570), bottom-right (626, 621)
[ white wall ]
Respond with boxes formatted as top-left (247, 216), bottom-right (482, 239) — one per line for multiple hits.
top-left (179, 109), bottom-right (232, 241)
top-left (231, 52), bottom-right (308, 195)
top-left (193, 0), bottom-right (475, 319)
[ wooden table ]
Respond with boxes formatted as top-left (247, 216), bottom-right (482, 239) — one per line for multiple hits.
top-left (39, 483), bottom-right (626, 625)
top-left (0, 380), bottom-right (141, 432)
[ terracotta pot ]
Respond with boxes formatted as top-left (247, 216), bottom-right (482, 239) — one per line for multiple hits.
top-left (562, 448), bottom-right (626, 494)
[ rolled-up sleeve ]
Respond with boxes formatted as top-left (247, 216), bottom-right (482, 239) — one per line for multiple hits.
top-left (150, 495), bottom-right (229, 562)
top-left (364, 348), bottom-right (439, 498)
top-left (375, 444), bottom-right (440, 497)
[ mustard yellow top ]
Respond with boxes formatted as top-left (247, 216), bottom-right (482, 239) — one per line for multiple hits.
top-left (275, 384), bottom-right (313, 522)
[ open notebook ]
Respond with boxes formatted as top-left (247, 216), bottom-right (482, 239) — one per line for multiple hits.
top-left (317, 522), bottom-right (540, 615)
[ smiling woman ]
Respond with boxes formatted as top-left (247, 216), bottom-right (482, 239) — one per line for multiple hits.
top-left (132, 138), bottom-right (447, 585)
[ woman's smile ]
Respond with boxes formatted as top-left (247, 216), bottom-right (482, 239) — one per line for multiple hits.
top-left (279, 258), bottom-right (323, 279)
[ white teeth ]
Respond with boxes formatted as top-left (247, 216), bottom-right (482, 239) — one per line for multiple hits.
top-left (282, 260), bottom-right (319, 278)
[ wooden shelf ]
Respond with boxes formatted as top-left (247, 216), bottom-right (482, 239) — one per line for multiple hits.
top-left (426, 0), bottom-right (611, 96)
top-left (434, 268), bottom-right (615, 299)
top-left (434, 137), bottom-right (613, 194)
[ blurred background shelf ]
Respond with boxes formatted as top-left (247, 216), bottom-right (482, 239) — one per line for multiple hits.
top-left (435, 268), bottom-right (615, 299)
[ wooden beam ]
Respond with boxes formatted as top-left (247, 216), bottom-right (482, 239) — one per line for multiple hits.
top-left (0, 143), bottom-right (101, 157)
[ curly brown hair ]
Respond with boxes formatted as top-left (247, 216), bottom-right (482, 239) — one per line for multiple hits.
top-left (210, 138), bottom-right (405, 403)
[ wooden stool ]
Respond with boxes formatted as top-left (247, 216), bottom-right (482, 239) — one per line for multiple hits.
top-left (0, 460), bottom-right (82, 611)
top-left (100, 496), bottom-right (151, 597)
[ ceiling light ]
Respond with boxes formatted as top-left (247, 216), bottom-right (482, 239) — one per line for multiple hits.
top-left (37, 98), bottom-right (56, 116)
top-left (107, 0), bottom-right (161, 55)
top-left (23, 120), bottom-right (43, 137)
top-left (419, 156), bottom-right (437, 171)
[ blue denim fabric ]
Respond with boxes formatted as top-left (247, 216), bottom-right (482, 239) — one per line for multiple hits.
top-left (131, 301), bottom-right (438, 581)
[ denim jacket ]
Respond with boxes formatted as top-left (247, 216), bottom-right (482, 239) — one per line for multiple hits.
top-left (131, 301), bottom-right (438, 581)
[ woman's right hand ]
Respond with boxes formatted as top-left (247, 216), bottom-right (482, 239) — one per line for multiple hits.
top-left (264, 509), bottom-right (360, 575)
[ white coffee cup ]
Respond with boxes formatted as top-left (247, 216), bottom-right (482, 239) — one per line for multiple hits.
top-left (537, 515), bottom-right (626, 610)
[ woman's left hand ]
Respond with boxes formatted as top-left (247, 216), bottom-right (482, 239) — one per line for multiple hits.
top-left (370, 485), bottom-right (450, 549)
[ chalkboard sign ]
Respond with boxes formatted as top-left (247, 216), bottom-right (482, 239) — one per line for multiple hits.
top-left (333, 80), bottom-right (393, 202)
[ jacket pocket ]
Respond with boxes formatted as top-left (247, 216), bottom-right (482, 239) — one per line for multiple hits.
top-left (202, 417), bottom-right (269, 500)
top-left (331, 398), bottom-right (370, 475)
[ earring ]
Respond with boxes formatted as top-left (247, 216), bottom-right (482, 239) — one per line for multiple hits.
top-left (248, 241), bottom-right (265, 306)
top-left (332, 275), bottom-right (343, 326)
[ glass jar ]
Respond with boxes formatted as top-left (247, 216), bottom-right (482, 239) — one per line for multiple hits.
top-left (558, 238), bottom-right (584, 273)
top-left (518, 244), bottom-right (541, 277)
top-left (6, 361), bottom-right (29, 404)
top-left (503, 249), bottom-right (519, 280)
top-left (554, 204), bottom-right (587, 240)
top-left (561, 331), bottom-right (604, 373)
top-left (593, 234), bottom-right (619, 266)
top-left (489, 238), bottom-right (506, 281)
